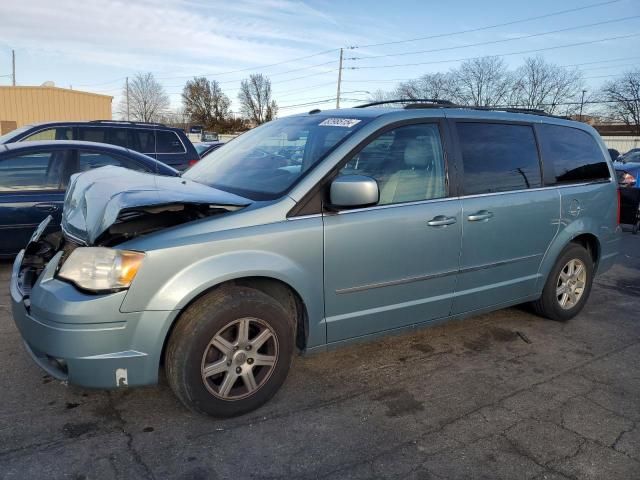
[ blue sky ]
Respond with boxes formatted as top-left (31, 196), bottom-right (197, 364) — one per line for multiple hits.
top-left (0, 0), bottom-right (639, 115)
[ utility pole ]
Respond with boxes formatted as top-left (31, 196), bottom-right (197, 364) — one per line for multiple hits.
top-left (11, 49), bottom-right (15, 86)
top-left (579, 89), bottom-right (587, 122)
top-left (126, 76), bottom-right (130, 121)
top-left (336, 48), bottom-right (343, 109)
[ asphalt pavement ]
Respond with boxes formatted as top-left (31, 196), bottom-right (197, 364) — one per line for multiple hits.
top-left (1, 231), bottom-right (639, 480)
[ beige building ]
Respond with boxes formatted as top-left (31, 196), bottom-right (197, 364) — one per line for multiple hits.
top-left (0, 85), bottom-right (112, 133)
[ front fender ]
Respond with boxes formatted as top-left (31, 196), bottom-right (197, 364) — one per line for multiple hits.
top-left (120, 217), bottom-right (326, 348)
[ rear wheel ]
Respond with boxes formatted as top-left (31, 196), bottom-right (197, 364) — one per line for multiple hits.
top-left (531, 243), bottom-right (594, 321)
top-left (166, 286), bottom-right (295, 417)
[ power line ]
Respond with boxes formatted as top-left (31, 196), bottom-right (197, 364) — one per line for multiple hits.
top-left (273, 81), bottom-right (337, 98)
top-left (154, 48), bottom-right (339, 81)
top-left (352, 16), bottom-right (640, 61)
top-left (348, 0), bottom-right (621, 49)
top-left (279, 98), bottom-right (337, 110)
top-left (72, 2), bottom-right (621, 89)
top-left (349, 33), bottom-right (640, 70)
top-left (74, 49), bottom-right (340, 87)
top-left (561, 56), bottom-right (640, 67)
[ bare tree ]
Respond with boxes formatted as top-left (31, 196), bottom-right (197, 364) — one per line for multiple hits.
top-left (395, 72), bottom-right (456, 101)
top-left (365, 89), bottom-right (395, 105)
top-left (182, 77), bottom-right (231, 130)
top-left (510, 56), bottom-right (583, 114)
top-left (238, 74), bottom-right (277, 125)
top-left (117, 73), bottom-right (169, 122)
top-left (600, 69), bottom-right (640, 134)
top-left (451, 57), bottom-right (513, 106)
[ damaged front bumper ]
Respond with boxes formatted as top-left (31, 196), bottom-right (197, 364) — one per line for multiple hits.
top-left (10, 247), bottom-right (178, 389)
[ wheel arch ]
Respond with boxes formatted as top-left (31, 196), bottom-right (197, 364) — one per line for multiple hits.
top-left (537, 224), bottom-right (602, 293)
top-left (160, 275), bottom-right (311, 369)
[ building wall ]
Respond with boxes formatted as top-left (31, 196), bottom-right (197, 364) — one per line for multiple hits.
top-left (0, 86), bottom-right (112, 129)
top-left (601, 136), bottom-right (640, 153)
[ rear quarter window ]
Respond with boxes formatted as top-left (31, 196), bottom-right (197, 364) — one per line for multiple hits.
top-left (156, 130), bottom-right (185, 154)
top-left (457, 122), bottom-right (542, 195)
top-left (537, 124), bottom-right (610, 185)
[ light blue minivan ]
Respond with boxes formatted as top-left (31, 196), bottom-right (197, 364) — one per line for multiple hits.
top-left (11, 101), bottom-right (621, 416)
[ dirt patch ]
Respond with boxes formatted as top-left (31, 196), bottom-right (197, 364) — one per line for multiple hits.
top-left (375, 388), bottom-right (425, 417)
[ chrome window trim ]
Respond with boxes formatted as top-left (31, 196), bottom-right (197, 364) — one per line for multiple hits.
top-left (21, 125), bottom-right (188, 155)
top-left (332, 195), bottom-right (453, 215)
top-left (319, 180), bottom-right (612, 215)
top-left (459, 179), bottom-right (613, 200)
top-left (153, 129), bottom-right (188, 155)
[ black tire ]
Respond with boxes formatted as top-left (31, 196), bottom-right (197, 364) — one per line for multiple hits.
top-left (531, 243), bottom-right (594, 322)
top-left (166, 286), bottom-right (295, 417)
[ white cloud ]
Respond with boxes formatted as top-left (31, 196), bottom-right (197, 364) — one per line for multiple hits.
top-left (0, 0), bottom-right (366, 73)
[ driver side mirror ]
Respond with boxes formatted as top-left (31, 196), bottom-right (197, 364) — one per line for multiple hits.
top-left (329, 175), bottom-right (379, 209)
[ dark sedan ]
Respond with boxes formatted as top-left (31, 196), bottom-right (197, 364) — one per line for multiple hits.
top-left (0, 140), bottom-right (178, 256)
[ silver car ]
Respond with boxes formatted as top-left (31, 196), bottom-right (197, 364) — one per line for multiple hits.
top-left (11, 103), bottom-right (621, 417)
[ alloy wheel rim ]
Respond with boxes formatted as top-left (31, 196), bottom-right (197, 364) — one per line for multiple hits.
top-left (201, 317), bottom-right (279, 400)
top-left (556, 259), bottom-right (587, 310)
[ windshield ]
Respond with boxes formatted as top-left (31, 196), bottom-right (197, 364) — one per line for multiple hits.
top-left (0, 126), bottom-right (31, 144)
top-left (183, 115), bottom-right (370, 200)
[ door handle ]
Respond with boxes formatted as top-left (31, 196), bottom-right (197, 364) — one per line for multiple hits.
top-left (467, 210), bottom-right (493, 222)
top-left (427, 215), bottom-right (457, 227)
top-left (34, 203), bottom-right (60, 213)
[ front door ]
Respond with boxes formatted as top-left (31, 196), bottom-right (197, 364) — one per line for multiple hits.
top-left (450, 121), bottom-right (560, 314)
top-left (323, 122), bottom-right (462, 343)
top-left (0, 149), bottom-right (68, 255)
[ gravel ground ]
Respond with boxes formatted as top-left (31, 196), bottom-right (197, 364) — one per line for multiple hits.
top-left (1, 232), bottom-right (638, 480)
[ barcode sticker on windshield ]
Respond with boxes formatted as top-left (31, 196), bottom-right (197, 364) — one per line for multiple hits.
top-left (319, 118), bottom-right (361, 128)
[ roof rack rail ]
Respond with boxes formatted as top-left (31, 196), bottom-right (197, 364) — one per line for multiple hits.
top-left (354, 98), bottom-right (567, 119)
top-left (354, 98), bottom-right (455, 108)
top-left (89, 120), bottom-right (167, 127)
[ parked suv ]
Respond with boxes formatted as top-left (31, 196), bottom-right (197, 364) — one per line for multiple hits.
top-left (0, 120), bottom-right (199, 170)
top-left (11, 101), bottom-right (620, 417)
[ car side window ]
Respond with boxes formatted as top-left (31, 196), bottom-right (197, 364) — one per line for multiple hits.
top-left (338, 123), bottom-right (447, 206)
top-left (130, 130), bottom-right (156, 154)
top-left (22, 127), bottom-right (72, 141)
top-left (155, 130), bottom-right (185, 154)
top-left (536, 124), bottom-right (610, 185)
top-left (78, 150), bottom-right (147, 172)
top-left (457, 122), bottom-right (542, 195)
top-left (0, 151), bottom-right (64, 191)
top-left (106, 128), bottom-right (129, 148)
top-left (77, 127), bottom-right (106, 143)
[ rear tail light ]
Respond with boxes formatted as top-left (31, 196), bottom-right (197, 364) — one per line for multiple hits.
top-left (620, 172), bottom-right (636, 187)
top-left (188, 159), bottom-right (199, 167)
top-left (617, 188), bottom-right (621, 225)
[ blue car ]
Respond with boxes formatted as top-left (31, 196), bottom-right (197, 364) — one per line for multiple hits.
top-left (0, 140), bottom-right (178, 256)
top-left (614, 152), bottom-right (640, 233)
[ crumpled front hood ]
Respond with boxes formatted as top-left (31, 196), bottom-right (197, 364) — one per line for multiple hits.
top-left (62, 166), bottom-right (251, 244)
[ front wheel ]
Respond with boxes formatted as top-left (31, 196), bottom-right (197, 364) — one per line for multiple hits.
top-left (531, 243), bottom-right (594, 321)
top-left (165, 286), bottom-right (295, 417)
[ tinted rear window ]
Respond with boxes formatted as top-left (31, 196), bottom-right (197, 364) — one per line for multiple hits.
top-left (156, 130), bottom-right (185, 154)
top-left (77, 127), bottom-right (106, 143)
top-left (129, 130), bottom-right (155, 153)
top-left (537, 124), bottom-right (610, 185)
top-left (458, 122), bottom-right (542, 195)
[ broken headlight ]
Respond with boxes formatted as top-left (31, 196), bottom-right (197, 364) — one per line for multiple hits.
top-left (58, 247), bottom-right (145, 292)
